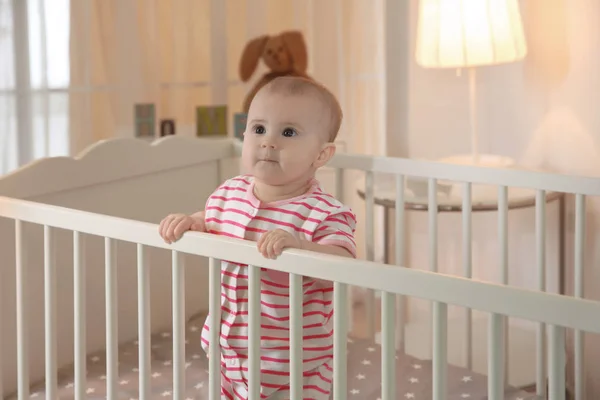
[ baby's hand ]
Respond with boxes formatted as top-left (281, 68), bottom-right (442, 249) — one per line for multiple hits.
top-left (159, 213), bottom-right (206, 244)
top-left (257, 229), bottom-right (302, 259)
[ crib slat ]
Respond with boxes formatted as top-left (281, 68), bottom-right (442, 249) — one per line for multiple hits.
top-left (73, 231), bottom-right (86, 400)
top-left (433, 302), bottom-right (447, 400)
top-left (395, 174), bottom-right (405, 352)
top-left (289, 273), bottom-right (303, 400)
top-left (488, 313), bottom-right (504, 400)
top-left (497, 185), bottom-right (509, 385)
top-left (208, 257), bottom-right (222, 399)
top-left (428, 178), bottom-right (438, 359)
top-left (333, 282), bottom-right (348, 399)
top-left (462, 182), bottom-right (473, 369)
top-left (574, 194), bottom-right (585, 400)
top-left (535, 190), bottom-right (547, 397)
top-left (105, 238), bottom-right (118, 399)
top-left (335, 168), bottom-right (353, 333)
top-left (44, 225), bottom-right (57, 399)
top-left (0, 231), bottom-right (2, 399)
top-left (381, 291), bottom-right (396, 400)
top-left (137, 244), bottom-right (151, 400)
top-left (248, 265), bottom-right (261, 399)
top-left (16, 220), bottom-right (29, 399)
top-left (428, 179), bottom-right (438, 271)
top-left (574, 331), bottom-right (583, 399)
top-left (498, 186), bottom-right (508, 282)
top-left (365, 171), bottom-right (376, 339)
top-left (172, 250), bottom-right (185, 398)
top-left (549, 325), bottom-right (566, 400)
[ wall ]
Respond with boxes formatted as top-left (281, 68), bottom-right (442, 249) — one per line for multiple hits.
top-left (403, 0), bottom-right (600, 395)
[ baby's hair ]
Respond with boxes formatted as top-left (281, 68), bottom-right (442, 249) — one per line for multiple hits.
top-left (260, 76), bottom-right (343, 142)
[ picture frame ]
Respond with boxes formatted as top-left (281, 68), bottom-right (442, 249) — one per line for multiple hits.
top-left (196, 105), bottom-right (227, 137)
top-left (160, 119), bottom-right (176, 136)
top-left (233, 113), bottom-right (247, 140)
top-left (134, 103), bottom-right (156, 138)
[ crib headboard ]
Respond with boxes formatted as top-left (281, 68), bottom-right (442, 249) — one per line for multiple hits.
top-left (0, 136), bottom-right (241, 396)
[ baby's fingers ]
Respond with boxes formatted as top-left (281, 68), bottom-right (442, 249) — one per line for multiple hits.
top-left (265, 234), bottom-right (286, 259)
top-left (259, 231), bottom-right (277, 258)
top-left (166, 216), bottom-right (186, 243)
top-left (159, 215), bottom-right (175, 240)
top-left (172, 220), bottom-right (191, 241)
top-left (257, 231), bottom-right (272, 256)
top-left (270, 237), bottom-right (286, 258)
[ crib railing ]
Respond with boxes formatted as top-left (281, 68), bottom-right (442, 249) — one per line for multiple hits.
top-left (236, 139), bottom-right (599, 398)
top-left (324, 153), bottom-right (600, 400)
top-left (1, 189), bottom-right (599, 400)
top-left (2, 142), bottom-right (600, 400)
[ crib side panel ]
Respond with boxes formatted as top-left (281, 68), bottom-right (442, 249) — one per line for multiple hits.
top-left (0, 136), bottom-right (237, 199)
top-left (0, 138), bottom-right (241, 397)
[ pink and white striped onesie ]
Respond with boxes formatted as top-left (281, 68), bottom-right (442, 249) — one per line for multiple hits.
top-left (200, 175), bottom-right (357, 400)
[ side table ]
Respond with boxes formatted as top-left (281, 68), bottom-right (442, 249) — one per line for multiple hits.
top-left (356, 174), bottom-right (567, 294)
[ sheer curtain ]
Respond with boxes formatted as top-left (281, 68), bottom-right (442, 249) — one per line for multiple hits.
top-left (0, 0), bottom-right (386, 259)
top-left (0, 0), bottom-right (69, 173)
top-left (0, 0), bottom-right (70, 175)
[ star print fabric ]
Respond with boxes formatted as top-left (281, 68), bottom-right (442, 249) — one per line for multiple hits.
top-left (12, 315), bottom-right (543, 400)
top-left (337, 338), bottom-right (543, 400)
top-left (8, 314), bottom-right (212, 400)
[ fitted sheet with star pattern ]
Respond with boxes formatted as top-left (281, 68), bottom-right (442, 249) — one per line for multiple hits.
top-left (11, 312), bottom-right (543, 400)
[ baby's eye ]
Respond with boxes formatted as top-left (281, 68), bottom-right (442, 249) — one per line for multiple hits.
top-left (254, 125), bottom-right (266, 134)
top-left (282, 128), bottom-right (297, 137)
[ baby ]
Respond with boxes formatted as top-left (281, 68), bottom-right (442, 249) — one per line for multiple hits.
top-left (159, 76), bottom-right (357, 399)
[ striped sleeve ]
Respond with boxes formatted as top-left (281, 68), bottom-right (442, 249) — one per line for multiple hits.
top-left (313, 206), bottom-right (357, 258)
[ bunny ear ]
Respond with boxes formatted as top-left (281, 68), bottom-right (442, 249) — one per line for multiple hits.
top-left (280, 30), bottom-right (308, 73)
top-left (239, 35), bottom-right (270, 82)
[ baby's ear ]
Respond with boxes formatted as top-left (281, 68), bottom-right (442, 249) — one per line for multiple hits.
top-left (314, 142), bottom-right (336, 168)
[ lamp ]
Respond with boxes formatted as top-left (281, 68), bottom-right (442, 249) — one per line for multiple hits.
top-left (415, 0), bottom-right (527, 167)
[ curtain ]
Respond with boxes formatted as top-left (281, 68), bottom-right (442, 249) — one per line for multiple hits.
top-left (0, 0), bottom-right (17, 173)
top-left (0, 0), bottom-right (70, 174)
top-left (0, 0), bottom-right (385, 260)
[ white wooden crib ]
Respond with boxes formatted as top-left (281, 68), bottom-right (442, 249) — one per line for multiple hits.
top-left (0, 136), bottom-right (598, 400)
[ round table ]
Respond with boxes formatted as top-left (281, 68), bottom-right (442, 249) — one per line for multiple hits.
top-left (356, 173), bottom-right (567, 294)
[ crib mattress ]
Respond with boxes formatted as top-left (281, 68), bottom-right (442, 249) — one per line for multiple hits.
top-left (17, 315), bottom-right (541, 400)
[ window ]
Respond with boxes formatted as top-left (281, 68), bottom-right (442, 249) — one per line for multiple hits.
top-left (0, 0), bottom-right (384, 182)
top-left (0, 0), bottom-right (70, 174)
top-left (0, 0), bottom-right (17, 173)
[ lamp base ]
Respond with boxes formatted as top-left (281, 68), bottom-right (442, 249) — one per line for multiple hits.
top-left (438, 154), bottom-right (515, 168)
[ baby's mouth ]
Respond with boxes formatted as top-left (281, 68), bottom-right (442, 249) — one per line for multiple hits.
top-left (259, 155), bottom-right (278, 162)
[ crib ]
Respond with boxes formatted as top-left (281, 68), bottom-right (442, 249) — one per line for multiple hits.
top-left (0, 136), bottom-right (598, 400)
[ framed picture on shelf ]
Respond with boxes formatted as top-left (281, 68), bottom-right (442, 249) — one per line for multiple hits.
top-left (160, 119), bottom-right (176, 136)
top-left (196, 105), bottom-right (227, 137)
top-left (134, 103), bottom-right (156, 138)
top-left (233, 113), bottom-right (247, 140)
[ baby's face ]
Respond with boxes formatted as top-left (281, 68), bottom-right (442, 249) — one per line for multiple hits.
top-left (242, 90), bottom-right (333, 186)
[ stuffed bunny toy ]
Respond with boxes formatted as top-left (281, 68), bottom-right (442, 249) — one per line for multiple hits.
top-left (239, 30), bottom-right (311, 113)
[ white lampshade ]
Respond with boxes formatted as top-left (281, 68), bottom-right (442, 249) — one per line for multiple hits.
top-left (416, 0), bottom-right (527, 69)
